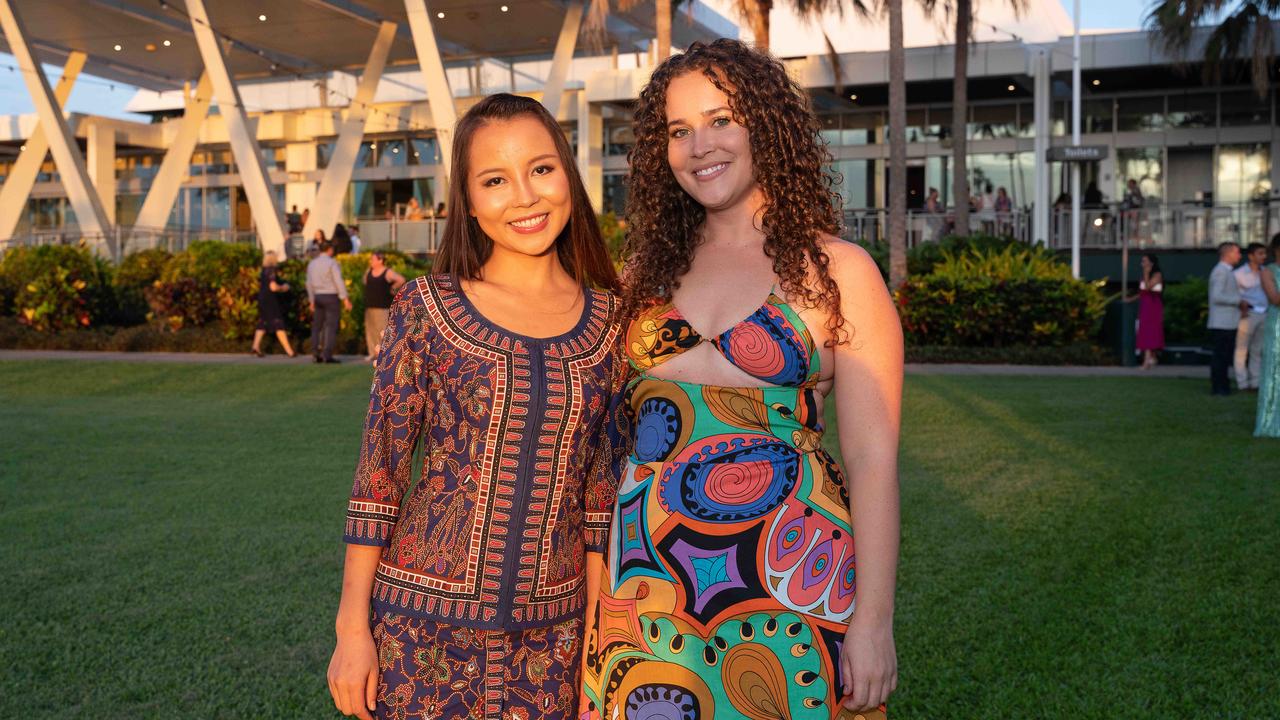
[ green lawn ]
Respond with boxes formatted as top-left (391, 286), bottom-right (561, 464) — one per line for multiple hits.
top-left (1, 361), bottom-right (1276, 719)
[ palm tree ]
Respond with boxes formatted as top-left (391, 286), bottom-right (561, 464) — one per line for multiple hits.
top-left (1147, 0), bottom-right (1279, 99)
top-left (586, 0), bottom-right (674, 62)
top-left (921, 0), bottom-right (1024, 237)
top-left (887, 0), bottom-right (908, 287)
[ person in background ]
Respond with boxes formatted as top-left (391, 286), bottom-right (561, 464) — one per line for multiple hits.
top-left (361, 251), bottom-right (405, 363)
top-left (1254, 234), bottom-right (1280, 437)
top-left (1121, 178), bottom-right (1145, 243)
top-left (1083, 180), bottom-right (1104, 207)
top-left (994, 186), bottom-right (1012, 236)
top-left (978, 182), bottom-right (996, 233)
top-left (306, 241), bottom-right (351, 364)
top-left (434, 201), bottom-right (447, 219)
top-left (1208, 242), bottom-right (1247, 396)
top-left (1233, 243), bottom-right (1269, 391)
top-left (1134, 253), bottom-right (1164, 370)
top-left (301, 207), bottom-right (311, 229)
top-left (287, 205), bottom-right (303, 234)
top-left (404, 197), bottom-right (426, 221)
top-left (333, 223), bottom-right (353, 255)
top-left (251, 251), bottom-right (296, 358)
top-left (925, 187), bottom-right (943, 242)
top-left (308, 228), bottom-right (327, 258)
top-left (349, 225), bottom-right (362, 254)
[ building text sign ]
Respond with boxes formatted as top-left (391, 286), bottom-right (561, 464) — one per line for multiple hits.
top-left (1047, 145), bottom-right (1109, 162)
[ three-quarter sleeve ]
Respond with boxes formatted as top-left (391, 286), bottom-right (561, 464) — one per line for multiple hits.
top-left (583, 342), bottom-right (633, 553)
top-left (344, 282), bottom-right (431, 546)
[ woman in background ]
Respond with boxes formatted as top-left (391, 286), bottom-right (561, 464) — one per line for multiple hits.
top-left (361, 251), bottom-right (405, 362)
top-left (250, 251), bottom-right (295, 358)
top-left (1135, 253), bottom-right (1165, 370)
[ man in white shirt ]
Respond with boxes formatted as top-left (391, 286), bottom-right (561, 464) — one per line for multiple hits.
top-left (305, 241), bottom-right (352, 364)
top-left (1208, 242), bottom-right (1248, 395)
top-left (1234, 242), bottom-right (1270, 390)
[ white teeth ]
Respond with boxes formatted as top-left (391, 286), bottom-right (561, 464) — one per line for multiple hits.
top-left (510, 214), bottom-right (547, 228)
top-left (695, 163), bottom-right (726, 177)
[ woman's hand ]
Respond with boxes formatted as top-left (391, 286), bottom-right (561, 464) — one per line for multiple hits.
top-left (839, 614), bottom-right (898, 712)
top-left (327, 625), bottom-right (378, 720)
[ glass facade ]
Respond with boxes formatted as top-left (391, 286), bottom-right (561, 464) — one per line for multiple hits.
top-left (1116, 147), bottom-right (1165, 204)
top-left (1217, 144), bottom-right (1272, 205)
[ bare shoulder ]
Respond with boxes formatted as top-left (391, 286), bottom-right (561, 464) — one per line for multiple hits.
top-left (815, 234), bottom-right (889, 298)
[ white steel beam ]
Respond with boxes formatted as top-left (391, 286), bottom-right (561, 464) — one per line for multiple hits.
top-left (577, 91), bottom-right (603, 212)
top-left (0, 51), bottom-right (84, 242)
top-left (135, 74), bottom-right (213, 231)
top-left (304, 21), bottom-right (397, 242)
top-left (185, 0), bottom-right (286, 255)
top-left (404, 0), bottom-right (457, 180)
top-left (0, 2), bottom-right (112, 251)
top-left (542, 2), bottom-right (584, 118)
top-left (87, 122), bottom-right (116, 224)
top-left (1032, 48), bottom-right (1050, 247)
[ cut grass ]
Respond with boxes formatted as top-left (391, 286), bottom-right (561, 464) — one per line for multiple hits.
top-left (1, 361), bottom-right (1276, 718)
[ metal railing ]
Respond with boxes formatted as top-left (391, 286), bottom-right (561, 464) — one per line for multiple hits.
top-left (840, 208), bottom-right (1033, 246)
top-left (1047, 201), bottom-right (1280, 250)
top-left (356, 218), bottom-right (445, 255)
top-left (0, 226), bottom-right (259, 261)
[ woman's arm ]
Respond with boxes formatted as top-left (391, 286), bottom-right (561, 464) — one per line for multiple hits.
top-left (388, 269), bottom-right (407, 291)
top-left (328, 545), bottom-right (381, 720)
top-left (1262, 268), bottom-right (1280, 305)
top-left (826, 241), bottom-right (902, 713)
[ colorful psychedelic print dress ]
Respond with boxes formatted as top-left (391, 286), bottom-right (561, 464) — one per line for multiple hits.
top-left (583, 293), bottom-right (885, 720)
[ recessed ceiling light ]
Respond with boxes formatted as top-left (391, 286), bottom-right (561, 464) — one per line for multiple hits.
top-left (392, 147), bottom-right (399, 153)
top-left (1007, 84), bottom-right (1016, 91)
top-left (20, 144), bottom-right (26, 151)
top-left (849, 94), bottom-right (857, 101)
top-left (500, 5), bottom-right (509, 10)
top-left (113, 44), bottom-right (122, 51)
top-left (258, 14), bottom-right (267, 21)
top-left (1091, 79), bottom-right (1100, 86)
top-left (437, 12), bottom-right (445, 19)
top-left (162, 39), bottom-right (171, 47)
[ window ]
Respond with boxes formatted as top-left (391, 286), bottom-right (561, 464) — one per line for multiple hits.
top-left (818, 114), bottom-right (841, 146)
top-left (1116, 147), bottom-right (1164, 204)
top-left (1085, 99), bottom-right (1113, 134)
top-left (1220, 91), bottom-right (1269, 127)
top-left (968, 153), bottom-right (1033, 206)
top-left (833, 159), bottom-right (873, 208)
top-left (410, 138), bottom-right (439, 164)
top-left (969, 104), bottom-right (1017, 139)
top-left (1217, 144), bottom-right (1271, 204)
top-left (1167, 92), bottom-right (1215, 128)
top-left (1115, 96), bottom-right (1164, 132)
top-left (844, 112), bottom-right (879, 145)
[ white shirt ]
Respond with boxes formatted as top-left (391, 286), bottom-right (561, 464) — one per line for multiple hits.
top-left (1235, 264), bottom-right (1268, 314)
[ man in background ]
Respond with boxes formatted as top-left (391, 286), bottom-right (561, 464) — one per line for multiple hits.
top-left (305, 241), bottom-right (351, 364)
top-left (1234, 242), bottom-right (1270, 391)
top-left (1208, 242), bottom-right (1247, 396)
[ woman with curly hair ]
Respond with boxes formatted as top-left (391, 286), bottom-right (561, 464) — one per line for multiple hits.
top-left (581, 39), bottom-right (901, 719)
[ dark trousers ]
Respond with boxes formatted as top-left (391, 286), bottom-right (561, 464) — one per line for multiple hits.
top-left (1209, 328), bottom-right (1237, 395)
top-left (312, 294), bottom-right (341, 361)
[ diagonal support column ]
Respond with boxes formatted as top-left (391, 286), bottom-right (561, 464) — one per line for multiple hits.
top-left (0, 2), bottom-right (111, 252)
top-left (185, 0), bottom-right (285, 255)
top-left (303, 20), bottom-right (397, 242)
top-left (404, 0), bottom-right (457, 181)
top-left (87, 122), bottom-right (116, 224)
top-left (135, 74), bottom-right (213, 230)
top-left (0, 50), bottom-right (84, 242)
top-left (542, 1), bottom-right (584, 118)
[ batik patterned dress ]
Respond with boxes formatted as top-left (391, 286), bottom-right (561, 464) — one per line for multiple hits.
top-left (345, 274), bottom-right (630, 720)
top-left (583, 293), bottom-right (885, 720)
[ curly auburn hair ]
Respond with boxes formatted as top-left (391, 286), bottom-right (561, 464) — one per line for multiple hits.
top-left (620, 38), bottom-right (847, 343)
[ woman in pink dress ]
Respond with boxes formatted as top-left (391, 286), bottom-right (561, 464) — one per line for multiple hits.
top-left (1135, 253), bottom-right (1165, 369)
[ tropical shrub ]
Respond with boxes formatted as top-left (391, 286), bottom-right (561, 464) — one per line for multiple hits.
top-left (860, 233), bottom-right (1025, 285)
top-left (895, 244), bottom-right (1108, 347)
top-left (145, 278), bottom-right (220, 331)
top-left (598, 212), bottom-right (627, 266)
top-left (1162, 277), bottom-right (1209, 346)
top-left (216, 266), bottom-right (262, 340)
top-left (158, 240), bottom-right (261, 287)
top-left (149, 241), bottom-right (260, 333)
top-left (0, 244), bottom-right (113, 332)
top-left (112, 248), bottom-right (172, 325)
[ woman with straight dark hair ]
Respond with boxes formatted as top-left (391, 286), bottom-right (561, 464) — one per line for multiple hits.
top-left (328, 93), bottom-right (629, 720)
top-left (582, 39), bottom-right (900, 719)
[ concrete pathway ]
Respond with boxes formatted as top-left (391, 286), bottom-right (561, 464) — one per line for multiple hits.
top-left (0, 349), bottom-right (1209, 377)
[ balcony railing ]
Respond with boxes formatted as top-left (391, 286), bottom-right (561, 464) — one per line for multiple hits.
top-left (841, 200), bottom-right (1280, 250)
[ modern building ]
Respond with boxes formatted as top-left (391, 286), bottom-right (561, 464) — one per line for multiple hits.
top-left (0, 0), bottom-right (1276, 262)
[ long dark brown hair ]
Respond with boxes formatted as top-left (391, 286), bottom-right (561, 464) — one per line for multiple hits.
top-left (620, 38), bottom-right (847, 342)
top-left (435, 93), bottom-right (618, 291)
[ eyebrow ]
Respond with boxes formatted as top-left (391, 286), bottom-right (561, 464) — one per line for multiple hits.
top-left (667, 106), bottom-right (732, 128)
top-left (474, 153), bottom-right (559, 177)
